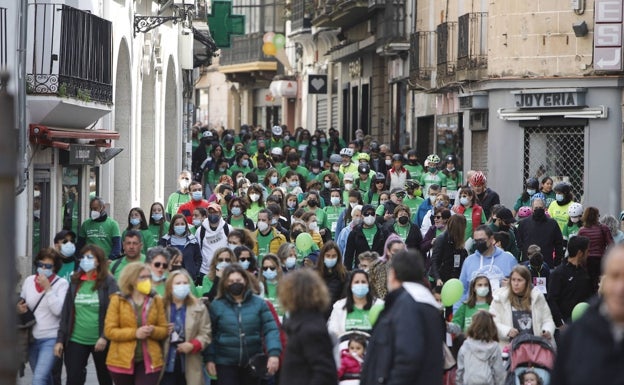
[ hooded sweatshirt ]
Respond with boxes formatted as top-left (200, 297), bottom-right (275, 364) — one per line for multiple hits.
top-left (456, 338), bottom-right (506, 385)
top-left (196, 218), bottom-right (232, 274)
top-left (458, 247), bottom-right (518, 306)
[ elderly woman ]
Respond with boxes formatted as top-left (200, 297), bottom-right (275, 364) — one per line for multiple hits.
top-left (278, 269), bottom-right (338, 385)
top-left (104, 262), bottom-right (168, 385)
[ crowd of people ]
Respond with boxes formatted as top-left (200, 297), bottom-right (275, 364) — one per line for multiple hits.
top-left (16, 124), bottom-right (624, 385)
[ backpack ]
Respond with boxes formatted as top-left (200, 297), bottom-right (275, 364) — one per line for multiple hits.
top-left (199, 223), bottom-right (230, 247)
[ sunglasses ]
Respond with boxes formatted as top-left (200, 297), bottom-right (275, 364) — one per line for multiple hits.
top-left (153, 262), bottom-right (168, 269)
top-left (396, 193), bottom-right (406, 198)
top-left (324, 180), bottom-right (331, 183)
top-left (375, 181), bottom-right (385, 184)
top-left (262, 266), bottom-right (277, 271)
top-left (363, 212), bottom-right (375, 217)
top-left (36, 262), bottom-right (54, 269)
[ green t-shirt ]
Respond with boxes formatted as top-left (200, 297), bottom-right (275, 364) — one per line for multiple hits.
top-left (562, 222), bottom-right (582, 240)
top-left (154, 282), bottom-right (166, 297)
top-left (166, 191), bottom-right (191, 219)
top-left (462, 207), bottom-right (487, 240)
top-left (404, 164), bottom-right (424, 181)
top-left (280, 165), bottom-right (310, 181)
top-left (229, 216), bottom-right (246, 229)
top-left (323, 206), bottom-right (344, 236)
top-left (147, 222), bottom-right (170, 245)
top-left (362, 226), bottom-right (378, 249)
top-left (548, 201), bottom-right (572, 232)
top-left (57, 260), bottom-right (75, 282)
top-left (122, 229), bottom-right (156, 256)
top-left (257, 231), bottom-right (272, 262)
top-left (403, 196), bottom-right (424, 214)
top-left (79, 217), bottom-right (121, 258)
top-left (344, 307), bottom-right (373, 332)
top-left (112, 254), bottom-right (147, 281)
top-left (134, 302), bottom-right (144, 362)
top-left (246, 202), bottom-right (262, 223)
top-left (394, 223), bottom-right (410, 242)
top-left (71, 280), bottom-right (100, 345)
top-left (452, 302), bottom-right (490, 332)
top-left (420, 172), bottom-right (448, 197)
top-left (264, 281), bottom-right (283, 316)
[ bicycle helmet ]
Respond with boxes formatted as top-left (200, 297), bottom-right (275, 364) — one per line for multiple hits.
top-left (568, 202), bottom-right (584, 217)
top-left (391, 154), bottom-right (403, 162)
top-left (526, 177), bottom-right (539, 190)
top-left (340, 148), bottom-right (354, 157)
top-left (369, 141), bottom-right (380, 152)
top-left (426, 154), bottom-right (441, 164)
top-left (270, 147), bottom-right (283, 156)
top-left (531, 192), bottom-right (546, 202)
top-left (405, 180), bottom-right (420, 190)
top-left (329, 154), bottom-right (342, 164)
top-left (445, 154), bottom-right (458, 165)
top-left (517, 206), bottom-right (533, 218)
top-left (358, 163), bottom-right (371, 174)
top-left (554, 181), bottom-right (572, 195)
top-left (469, 171), bottom-right (487, 187)
top-left (357, 152), bottom-right (370, 162)
top-left (374, 172), bottom-right (386, 181)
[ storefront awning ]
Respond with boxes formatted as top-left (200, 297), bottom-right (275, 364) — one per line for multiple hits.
top-left (497, 106), bottom-right (608, 121)
top-left (29, 125), bottom-right (120, 150)
top-left (219, 61), bottom-right (278, 74)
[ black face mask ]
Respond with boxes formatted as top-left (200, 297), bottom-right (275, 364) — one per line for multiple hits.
top-left (208, 214), bottom-right (221, 224)
top-left (308, 200), bottom-right (318, 207)
top-left (228, 282), bottom-right (245, 296)
top-left (398, 216), bottom-right (409, 225)
top-left (291, 231), bottom-right (302, 242)
top-left (475, 239), bottom-right (489, 254)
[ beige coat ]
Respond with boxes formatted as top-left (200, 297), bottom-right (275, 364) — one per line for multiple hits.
top-left (161, 300), bottom-right (212, 385)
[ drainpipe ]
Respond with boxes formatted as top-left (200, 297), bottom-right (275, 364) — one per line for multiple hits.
top-left (0, 73), bottom-right (19, 383)
top-left (16, 0), bottom-right (28, 195)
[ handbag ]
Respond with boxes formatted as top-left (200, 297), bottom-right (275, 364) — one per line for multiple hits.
top-left (17, 277), bottom-right (59, 329)
top-left (247, 353), bottom-right (270, 379)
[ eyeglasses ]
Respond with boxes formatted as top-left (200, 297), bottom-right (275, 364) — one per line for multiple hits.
top-left (363, 212), bottom-right (375, 217)
top-left (36, 262), bottom-right (53, 269)
top-left (153, 262), bottom-right (168, 269)
top-left (138, 274), bottom-right (151, 280)
top-left (262, 266), bottom-right (277, 271)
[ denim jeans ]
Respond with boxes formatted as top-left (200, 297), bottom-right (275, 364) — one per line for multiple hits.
top-left (29, 337), bottom-right (57, 385)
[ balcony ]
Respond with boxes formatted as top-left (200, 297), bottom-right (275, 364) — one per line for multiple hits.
top-left (27, 3), bottom-right (113, 128)
top-left (374, 0), bottom-right (406, 55)
top-left (290, 0), bottom-right (312, 34)
top-left (457, 12), bottom-right (488, 80)
top-left (409, 31), bottom-right (436, 88)
top-left (218, 34), bottom-right (278, 84)
top-left (0, 7), bottom-right (6, 71)
top-left (436, 21), bottom-right (457, 80)
top-left (312, 0), bottom-right (369, 29)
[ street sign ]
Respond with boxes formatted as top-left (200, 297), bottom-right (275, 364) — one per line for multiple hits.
top-left (308, 75), bottom-right (328, 94)
top-left (594, 0), bottom-right (624, 71)
top-left (68, 145), bottom-right (97, 165)
top-left (207, 0), bottom-right (245, 48)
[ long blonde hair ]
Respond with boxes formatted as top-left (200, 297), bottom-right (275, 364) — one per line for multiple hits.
top-left (164, 269), bottom-right (198, 307)
top-left (508, 265), bottom-right (533, 311)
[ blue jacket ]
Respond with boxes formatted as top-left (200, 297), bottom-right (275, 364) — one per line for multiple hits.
top-left (458, 247), bottom-right (518, 305)
top-left (207, 290), bottom-right (282, 366)
top-left (415, 199), bottom-right (433, 227)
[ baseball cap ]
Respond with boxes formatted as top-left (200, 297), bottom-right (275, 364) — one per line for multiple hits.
top-left (207, 202), bottom-right (222, 213)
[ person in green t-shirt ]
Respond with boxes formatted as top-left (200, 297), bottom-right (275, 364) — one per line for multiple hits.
top-left (110, 230), bottom-right (146, 281)
top-left (165, 171), bottom-right (192, 221)
top-left (54, 229), bottom-right (77, 282)
top-left (77, 197), bottom-right (121, 260)
top-left (259, 254), bottom-right (284, 316)
top-left (323, 189), bottom-right (345, 238)
top-left (403, 150), bottom-right (424, 182)
top-left (121, 207), bottom-right (157, 256)
top-left (451, 275), bottom-right (493, 332)
top-left (147, 202), bottom-right (170, 246)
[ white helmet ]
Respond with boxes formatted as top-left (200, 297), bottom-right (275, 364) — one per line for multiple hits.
top-left (568, 202), bottom-right (583, 217)
top-left (340, 148), bottom-right (354, 157)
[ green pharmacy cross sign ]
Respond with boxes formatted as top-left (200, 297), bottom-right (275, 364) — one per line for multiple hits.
top-left (208, 0), bottom-right (245, 48)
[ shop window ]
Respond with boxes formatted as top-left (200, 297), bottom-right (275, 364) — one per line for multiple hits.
top-left (523, 126), bottom-right (585, 200)
top-left (62, 167), bottom-right (82, 235)
top-left (436, 113), bottom-right (463, 162)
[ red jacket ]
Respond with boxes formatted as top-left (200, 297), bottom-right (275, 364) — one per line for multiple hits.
top-left (577, 224), bottom-right (613, 258)
top-left (453, 203), bottom-right (484, 236)
top-left (177, 199), bottom-right (209, 224)
top-left (337, 349), bottom-right (363, 379)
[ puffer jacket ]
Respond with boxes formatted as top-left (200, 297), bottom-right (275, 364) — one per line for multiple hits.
top-left (207, 289), bottom-right (282, 366)
top-left (252, 227), bottom-right (287, 257)
top-left (104, 292), bottom-right (169, 373)
top-left (161, 300), bottom-right (212, 385)
top-left (456, 338), bottom-right (506, 385)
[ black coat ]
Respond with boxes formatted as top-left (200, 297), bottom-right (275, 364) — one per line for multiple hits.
top-left (551, 299), bottom-right (624, 385)
top-left (158, 235), bottom-right (203, 281)
top-left (546, 262), bottom-right (593, 327)
top-left (430, 231), bottom-right (468, 282)
top-left (517, 216), bottom-right (564, 267)
top-left (384, 221), bottom-right (423, 250)
top-left (361, 287), bottom-right (444, 385)
top-left (344, 224), bottom-right (387, 270)
top-left (280, 311), bottom-right (338, 385)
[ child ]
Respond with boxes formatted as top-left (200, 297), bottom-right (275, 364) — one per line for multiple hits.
top-left (520, 369), bottom-right (544, 385)
top-left (337, 334), bottom-right (367, 381)
top-left (452, 275), bottom-right (493, 332)
top-left (456, 311), bottom-right (506, 385)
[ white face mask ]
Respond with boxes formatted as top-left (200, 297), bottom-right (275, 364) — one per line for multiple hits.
top-left (344, 183), bottom-right (353, 190)
top-left (475, 286), bottom-right (489, 297)
top-left (249, 193), bottom-right (260, 202)
top-left (363, 215), bottom-right (376, 226)
top-left (385, 159), bottom-right (392, 166)
top-left (257, 221), bottom-right (270, 233)
top-left (179, 179), bottom-right (190, 189)
top-left (90, 210), bottom-right (101, 220)
top-left (309, 221), bottom-right (319, 232)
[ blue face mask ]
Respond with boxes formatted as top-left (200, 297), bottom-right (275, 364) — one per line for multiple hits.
top-left (192, 219), bottom-right (202, 227)
top-left (60, 242), bottom-right (76, 257)
top-left (324, 258), bottom-right (338, 269)
top-left (270, 176), bottom-right (278, 185)
top-left (216, 261), bottom-right (230, 271)
top-left (37, 267), bottom-right (53, 278)
top-left (192, 191), bottom-right (203, 201)
top-left (262, 269), bottom-right (278, 281)
top-left (352, 283), bottom-right (369, 298)
top-left (172, 284), bottom-right (191, 300)
top-left (151, 213), bottom-right (163, 222)
top-left (130, 218), bottom-right (141, 226)
top-left (556, 193), bottom-right (564, 202)
top-left (239, 260), bottom-right (250, 270)
top-left (285, 257), bottom-right (297, 269)
top-left (152, 272), bottom-right (167, 282)
top-left (174, 225), bottom-right (187, 236)
top-left (79, 257), bottom-right (96, 273)
top-left (231, 207), bottom-right (242, 216)
top-left (241, 159), bottom-right (249, 167)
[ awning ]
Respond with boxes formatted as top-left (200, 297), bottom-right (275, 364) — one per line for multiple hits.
top-left (29, 124), bottom-right (120, 150)
top-left (219, 61), bottom-right (278, 74)
top-left (497, 106), bottom-right (608, 121)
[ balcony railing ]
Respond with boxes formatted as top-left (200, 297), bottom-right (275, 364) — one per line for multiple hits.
top-left (27, 4), bottom-right (112, 103)
top-left (376, 0), bottom-right (405, 43)
top-left (457, 12), bottom-right (487, 71)
top-left (311, 0), bottom-right (368, 28)
top-left (219, 34), bottom-right (270, 65)
top-left (436, 21), bottom-right (457, 77)
top-left (409, 31), bottom-right (436, 82)
top-left (290, 0), bottom-right (312, 32)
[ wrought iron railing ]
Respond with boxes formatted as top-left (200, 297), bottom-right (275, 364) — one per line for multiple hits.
top-left (376, 0), bottom-right (405, 42)
top-left (409, 31), bottom-right (436, 81)
top-left (219, 34), bottom-right (268, 65)
top-left (436, 21), bottom-right (457, 77)
top-left (290, 0), bottom-right (312, 32)
top-left (26, 3), bottom-right (112, 103)
top-left (457, 12), bottom-right (487, 71)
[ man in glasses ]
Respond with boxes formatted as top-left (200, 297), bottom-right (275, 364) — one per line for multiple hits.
top-left (344, 205), bottom-right (388, 270)
top-left (111, 230), bottom-right (145, 281)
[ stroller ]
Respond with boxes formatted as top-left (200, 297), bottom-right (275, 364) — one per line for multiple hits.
top-left (336, 330), bottom-right (371, 385)
top-left (504, 334), bottom-right (556, 385)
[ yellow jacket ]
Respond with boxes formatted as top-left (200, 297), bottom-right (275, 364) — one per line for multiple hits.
top-left (104, 293), bottom-right (168, 372)
top-left (253, 227), bottom-right (287, 256)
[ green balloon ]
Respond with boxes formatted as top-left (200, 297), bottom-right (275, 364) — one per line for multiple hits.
top-left (273, 33), bottom-right (286, 49)
top-left (296, 232), bottom-right (314, 251)
top-left (441, 278), bottom-right (464, 307)
top-left (368, 303), bottom-right (385, 326)
top-left (571, 302), bottom-right (589, 321)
